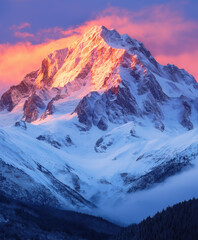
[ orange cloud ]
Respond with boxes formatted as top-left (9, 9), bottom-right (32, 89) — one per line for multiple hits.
top-left (60, 5), bottom-right (198, 79)
top-left (0, 5), bottom-right (197, 92)
top-left (0, 35), bottom-right (79, 89)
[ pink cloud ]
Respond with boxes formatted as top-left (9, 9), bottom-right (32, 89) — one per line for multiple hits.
top-left (11, 24), bottom-right (67, 42)
top-left (73, 5), bottom-right (198, 79)
top-left (10, 22), bottom-right (34, 41)
top-left (0, 4), bottom-right (197, 92)
top-left (14, 31), bottom-right (35, 39)
top-left (10, 22), bottom-right (31, 31)
top-left (156, 52), bottom-right (198, 81)
top-left (0, 35), bottom-right (79, 89)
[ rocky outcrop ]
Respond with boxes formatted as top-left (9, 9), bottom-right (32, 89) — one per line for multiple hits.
top-left (75, 83), bottom-right (140, 130)
top-left (23, 93), bottom-right (45, 122)
top-left (163, 64), bottom-right (198, 88)
top-left (95, 136), bottom-right (114, 153)
top-left (0, 71), bottom-right (38, 112)
top-left (35, 48), bottom-right (69, 88)
top-left (37, 133), bottom-right (74, 149)
top-left (37, 134), bottom-right (62, 149)
top-left (138, 74), bottom-right (168, 102)
top-left (14, 120), bottom-right (27, 130)
top-left (40, 94), bottom-right (63, 120)
top-left (65, 135), bottom-right (74, 147)
top-left (180, 96), bottom-right (193, 130)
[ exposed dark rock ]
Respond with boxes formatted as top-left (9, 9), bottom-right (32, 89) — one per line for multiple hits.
top-left (71, 174), bottom-right (81, 192)
top-left (180, 97), bottom-right (193, 130)
top-left (40, 94), bottom-right (63, 120)
top-left (120, 172), bottom-right (129, 178)
top-left (130, 129), bottom-right (137, 137)
top-left (74, 92), bottom-right (100, 130)
top-left (99, 178), bottom-right (111, 185)
top-left (138, 74), bottom-right (168, 102)
top-left (38, 58), bottom-right (57, 88)
top-left (40, 99), bottom-right (55, 120)
top-left (65, 135), bottom-right (74, 147)
top-left (113, 83), bottom-right (139, 116)
top-left (154, 119), bottom-right (165, 132)
top-left (75, 83), bottom-right (140, 130)
top-left (95, 136), bottom-right (114, 153)
top-left (143, 95), bottom-right (165, 131)
top-left (136, 154), bottom-right (144, 161)
top-left (37, 135), bottom-right (62, 149)
top-left (95, 137), bottom-right (104, 152)
top-left (163, 64), bottom-right (198, 89)
top-left (143, 98), bottom-right (162, 118)
top-left (0, 70), bottom-right (38, 112)
top-left (74, 124), bottom-right (89, 131)
top-left (97, 116), bottom-right (108, 130)
top-left (14, 121), bottom-right (27, 130)
top-left (130, 69), bottom-right (141, 81)
top-left (23, 93), bottom-right (45, 122)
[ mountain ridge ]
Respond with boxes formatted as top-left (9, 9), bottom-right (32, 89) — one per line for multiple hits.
top-left (0, 25), bottom-right (198, 224)
top-left (0, 25), bottom-right (197, 130)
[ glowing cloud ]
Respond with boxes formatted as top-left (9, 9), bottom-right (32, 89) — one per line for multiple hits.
top-left (0, 36), bottom-right (79, 89)
top-left (0, 5), bottom-right (197, 91)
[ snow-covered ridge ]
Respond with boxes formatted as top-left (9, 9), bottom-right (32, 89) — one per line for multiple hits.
top-left (0, 26), bottom-right (198, 224)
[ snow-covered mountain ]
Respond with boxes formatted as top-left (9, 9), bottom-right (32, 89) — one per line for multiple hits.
top-left (0, 26), bottom-right (198, 224)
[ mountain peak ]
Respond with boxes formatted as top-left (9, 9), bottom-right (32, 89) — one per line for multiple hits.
top-left (85, 25), bottom-right (107, 34)
top-left (83, 25), bottom-right (118, 37)
top-left (78, 25), bottom-right (122, 47)
top-left (0, 25), bottom-right (197, 132)
top-left (34, 25), bottom-right (129, 90)
top-left (80, 25), bottom-right (136, 50)
top-left (33, 25), bottom-right (150, 91)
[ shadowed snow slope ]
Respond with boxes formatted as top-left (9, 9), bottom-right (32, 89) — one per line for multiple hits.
top-left (0, 26), bottom-right (198, 224)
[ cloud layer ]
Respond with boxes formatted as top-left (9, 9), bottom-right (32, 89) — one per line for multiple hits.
top-left (0, 5), bottom-right (197, 91)
top-left (100, 162), bottom-right (198, 225)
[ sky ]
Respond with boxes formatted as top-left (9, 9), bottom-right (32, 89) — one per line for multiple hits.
top-left (0, 0), bottom-right (198, 90)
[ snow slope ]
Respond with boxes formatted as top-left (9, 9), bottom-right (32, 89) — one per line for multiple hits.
top-left (0, 26), bottom-right (198, 224)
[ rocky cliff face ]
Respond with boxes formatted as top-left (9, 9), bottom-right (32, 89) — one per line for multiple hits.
top-left (0, 70), bottom-right (38, 112)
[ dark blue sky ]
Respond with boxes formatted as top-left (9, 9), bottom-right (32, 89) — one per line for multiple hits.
top-left (1, 0), bottom-right (198, 44)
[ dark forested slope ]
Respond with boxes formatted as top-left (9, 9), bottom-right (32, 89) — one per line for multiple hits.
top-left (114, 197), bottom-right (198, 240)
top-left (0, 192), bottom-right (120, 240)
top-left (1, 191), bottom-right (198, 240)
